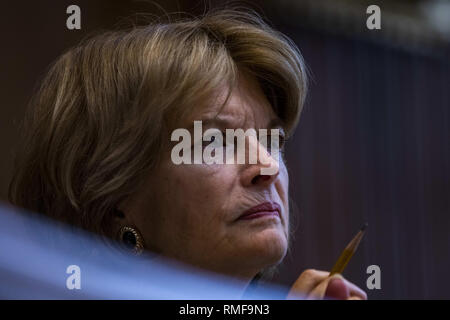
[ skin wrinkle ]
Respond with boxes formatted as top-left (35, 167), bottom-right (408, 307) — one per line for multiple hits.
top-left (120, 71), bottom-right (289, 281)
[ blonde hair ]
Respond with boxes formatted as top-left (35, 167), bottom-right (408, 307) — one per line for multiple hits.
top-left (9, 9), bottom-right (308, 236)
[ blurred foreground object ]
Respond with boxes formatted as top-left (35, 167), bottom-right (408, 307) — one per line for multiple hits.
top-left (0, 204), bottom-right (288, 299)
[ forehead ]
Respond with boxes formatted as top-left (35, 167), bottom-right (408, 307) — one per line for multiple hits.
top-left (187, 72), bottom-right (278, 128)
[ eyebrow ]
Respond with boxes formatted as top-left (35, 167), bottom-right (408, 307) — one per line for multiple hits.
top-left (185, 116), bottom-right (284, 132)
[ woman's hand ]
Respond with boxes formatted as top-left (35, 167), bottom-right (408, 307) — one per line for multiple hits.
top-left (287, 269), bottom-right (367, 300)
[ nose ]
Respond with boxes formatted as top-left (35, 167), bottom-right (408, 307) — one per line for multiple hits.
top-left (240, 135), bottom-right (280, 188)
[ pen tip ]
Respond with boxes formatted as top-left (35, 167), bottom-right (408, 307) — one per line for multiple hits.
top-left (361, 223), bottom-right (368, 231)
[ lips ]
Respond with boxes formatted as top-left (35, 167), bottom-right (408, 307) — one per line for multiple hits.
top-left (238, 201), bottom-right (281, 220)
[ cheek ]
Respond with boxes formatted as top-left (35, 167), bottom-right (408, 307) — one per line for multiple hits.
top-left (163, 163), bottom-right (236, 224)
top-left (140, 163), bottom-right (233, 252)
top-left (172, 163), bottom-right (232, 194)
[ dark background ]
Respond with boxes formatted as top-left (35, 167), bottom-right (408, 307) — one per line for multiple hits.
top-left (0, 0), bottom-right (448, 299)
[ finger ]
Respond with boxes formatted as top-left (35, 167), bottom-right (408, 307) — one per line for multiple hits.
top-left (307, 274), bottom-right (368, 300)
top-left (288, 269), bottom-right (329, 299)
top-left (341, 278), bottom-right (368, 300)
top-left (323, 277), bottom-right (350, 300)
top-left (308, 274), bottom-right (345, 300)
top-left (347, 296), bottom-right (363, 300)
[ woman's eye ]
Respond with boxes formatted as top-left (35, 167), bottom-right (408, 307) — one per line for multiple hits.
top-left (202, 134), bottom-right (227, 148)
top-left (205, 135), bottom-right (216, 145)
top-left (201, 139), bottom-right (211, 148)
top-left (201, 132), bottom-right (287, 153)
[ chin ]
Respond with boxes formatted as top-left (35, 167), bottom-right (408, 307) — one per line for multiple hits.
top-left (247, 229), bottom-right (288, 268)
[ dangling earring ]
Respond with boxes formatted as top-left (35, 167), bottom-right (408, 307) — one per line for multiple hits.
top-left (118, 226), bottom-right (144, 255)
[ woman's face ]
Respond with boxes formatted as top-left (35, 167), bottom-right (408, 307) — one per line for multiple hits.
top-left (122, 73), bottom-right (290, 280)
